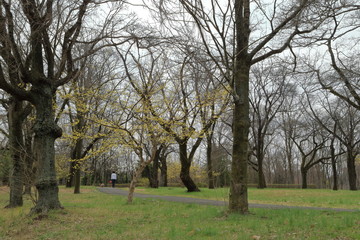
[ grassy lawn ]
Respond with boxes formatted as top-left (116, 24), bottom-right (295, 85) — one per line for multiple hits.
top-left (0, 186), bottom-right (359, 240)
top-left (133, 187), bottom-right (360, 210)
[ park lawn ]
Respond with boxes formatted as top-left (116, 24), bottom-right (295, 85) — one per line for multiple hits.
top-left (134, 187), bottom-right (360, 210)
top-left (0, 186), bottom-right (359, 240)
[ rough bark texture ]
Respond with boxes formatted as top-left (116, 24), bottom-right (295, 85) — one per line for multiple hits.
top-left (179, 143), bottom-right (200, 192)
top-left (229, 63), bottom-right (250, 214)
top-left (23, 126), bottom-right (35, 195)
top-left (30, 86), bottom-right (63, 214)
top-left (6, 99), bottom-right (25, 208)
top-left (228, 0), bottom-right (251, 214)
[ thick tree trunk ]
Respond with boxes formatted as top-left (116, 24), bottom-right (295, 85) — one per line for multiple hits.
top-left (346, 151), bottom-right (357, 191)
top-left (30, 87), bottom-right (63, 214)
top-left (301, 167), bottom-right (308, 189)
top-left (206, 137), bottom-right (215, 189)
top-left (179, 143), bottom-right (200, 192)
top-left (229, 60), bottom-right (250, 214)
top-left (6, 99), bottom-right (24, 208)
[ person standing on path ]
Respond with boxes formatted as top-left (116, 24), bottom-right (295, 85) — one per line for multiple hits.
top-left (111, 171), bottom-right (117, 188)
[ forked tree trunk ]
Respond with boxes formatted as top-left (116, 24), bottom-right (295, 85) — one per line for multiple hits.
top-left (128, 163), bottom-right (147, 203)
top-left (149, 147), bottom-right (162, 188)
top-left (179, 143), bottom-right (200, 192)
top-left (30, 87), bottom-right (63, 214)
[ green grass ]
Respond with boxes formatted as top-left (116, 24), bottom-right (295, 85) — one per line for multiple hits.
top-left (134, 187), bottom-right (360, 209)
top-left (0, 186), bottom-right (359, 240)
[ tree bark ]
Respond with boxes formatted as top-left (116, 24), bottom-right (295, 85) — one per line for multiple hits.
top-left (301, 167), bottom-right (308, 189)
top-left (66, 161), bottom-right (75, 188)
top-left (149, 148), bottom-right (161, 188)
top-left (30, 86), bottom-right (63, 214)
top-left (346, 151), bottom-right (357, 190)
top-left (257, 161), bottom-right (267, 189)
top-left (206, 136), bottom-right (215, 189)
top-left (179, 143), bottom-right (200, 192)
top-left (23, 126), bottom-right (35, 195)
top-left (73, 137), bottom-right (84, 194)
top-left (229, 60), bottom-right (250, 214)
top-left (128, 162), bottom-right (147, 203)
top-left (6, 99), bottom-right (25, 208)
top-left (330, 137), bottom-right (338, 191)
top-left (257, 140), bottom-right (266, 189)
top-left (159, 154), bottom-right (168, 187)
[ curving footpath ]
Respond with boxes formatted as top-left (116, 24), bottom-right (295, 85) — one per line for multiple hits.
top-left (97, 187), bottom-right (358, 212)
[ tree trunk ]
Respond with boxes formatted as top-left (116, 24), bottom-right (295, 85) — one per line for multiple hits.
top-left (346, 151), bottom-right (357, 190)
top-left (74, 167), bottom-right (81, 194)
top-left (73, 140), bottom-right (84, 194)
top-left (206, 137), bottom-right (215, 189)
top-left (159, 154), bottom-right (168, 187)
top-left (128, 163), bottom-right (147, 203)
top-left (6, 99), bottom-right (24, 208)
top-left (229, 59), bottom-right (250, 214)
top-left (179, 143), bottom-right (200, 192)
top-left (301, 167), bottom-right (308, 189)
top-left (72, 113), bottom-right (85, 193)
top-left (330, 139), bottom-right (338, 191)
top-left (149, 148), bottom-right (161, 188)
top-left (66, 161), bottom-right (75, 188)
top-left (257, 156), bottom-right (266, 189)
top-left (229, 0), bottom-right (250, 214)
top-left (23, 127), bottom-right (34, 195)
top-left (30, 86), bottom-right (63, 214)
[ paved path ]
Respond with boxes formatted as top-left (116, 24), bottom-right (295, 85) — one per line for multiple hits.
top-left (97, 187), bottom-right (358, 212)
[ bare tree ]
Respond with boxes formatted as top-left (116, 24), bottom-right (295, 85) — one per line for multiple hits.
top-left (249, 60), bottom-right (291, 188)
top-left (170, 0), bottom-right (331, 213)
top-left (0, 0), bottom-right (128, 214)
